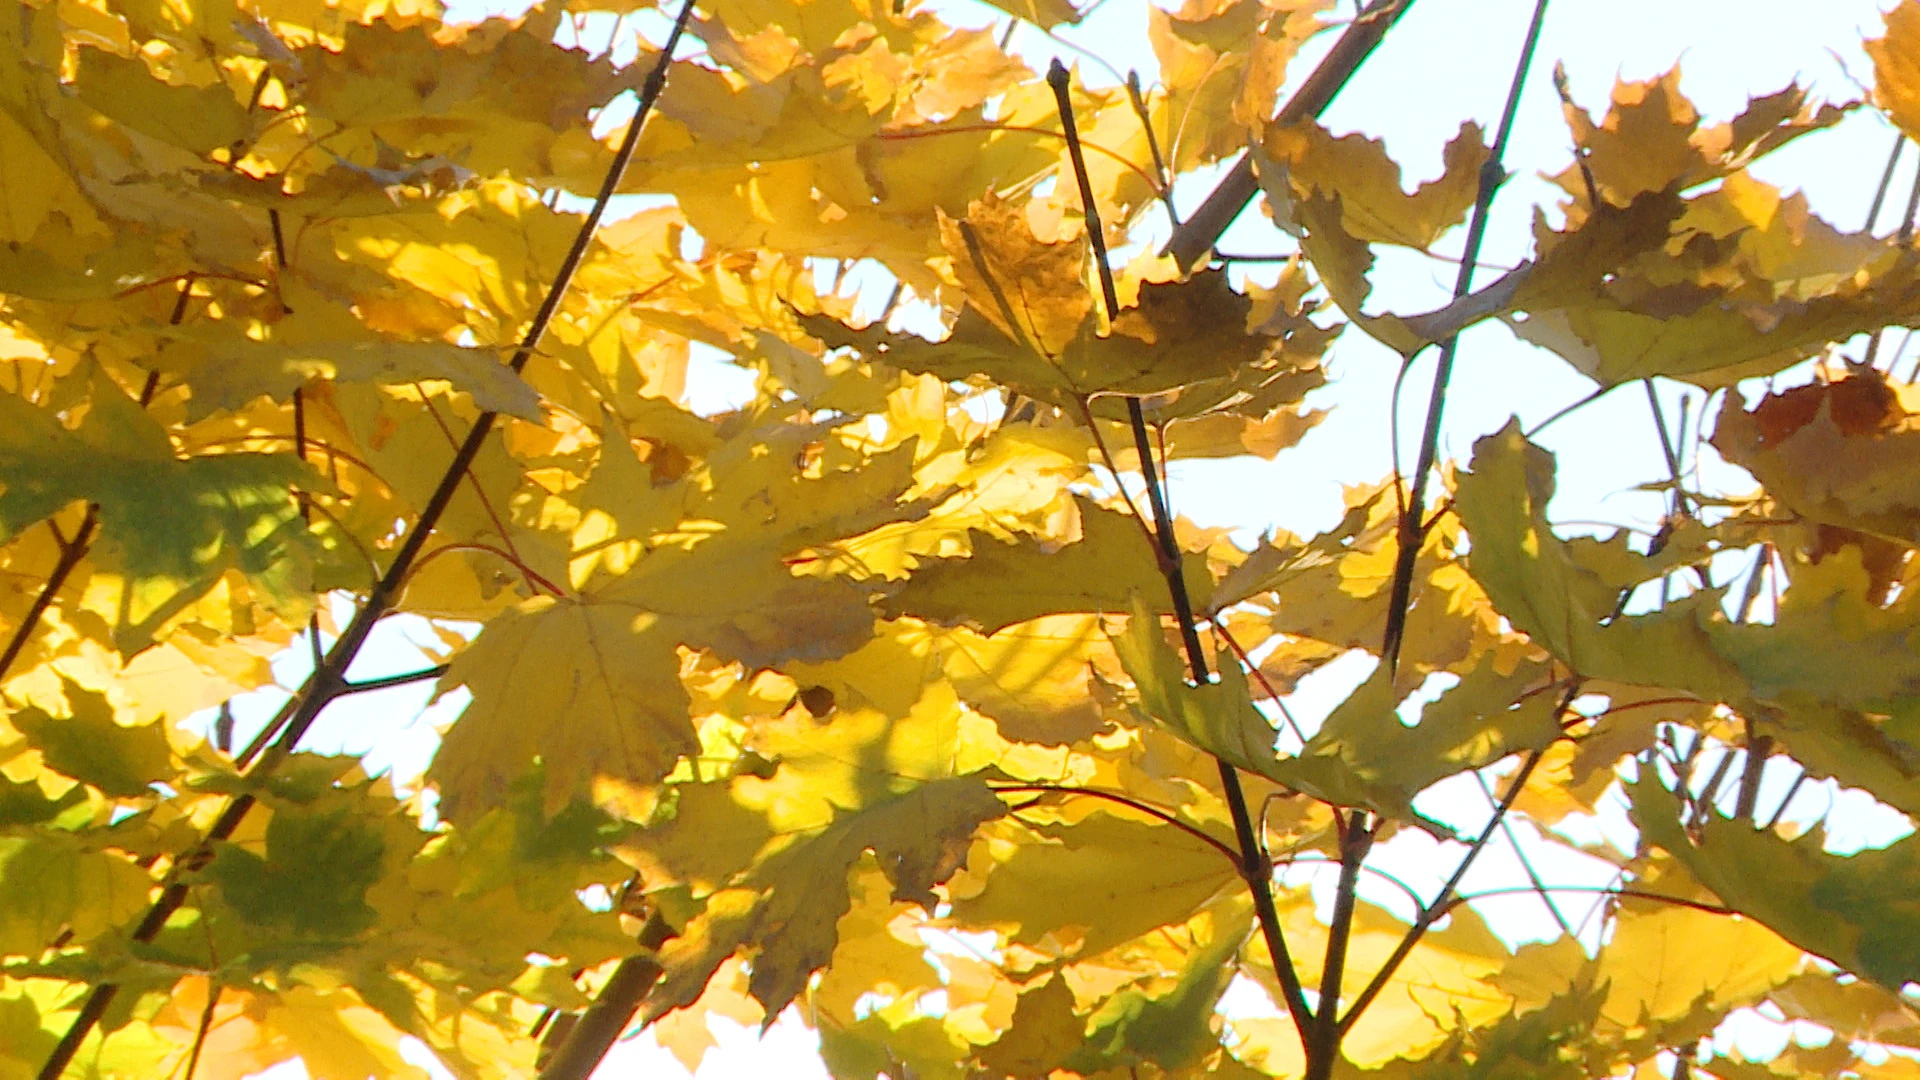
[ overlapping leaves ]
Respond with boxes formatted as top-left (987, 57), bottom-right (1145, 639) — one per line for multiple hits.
top-left (5, 0), bottom-right (1920, 1077)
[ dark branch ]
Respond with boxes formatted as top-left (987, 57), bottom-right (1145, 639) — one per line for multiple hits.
top-left (1049, 54), bottom-right (1318, 1050)
top-left (34, 4), bottom-right (701, 1075)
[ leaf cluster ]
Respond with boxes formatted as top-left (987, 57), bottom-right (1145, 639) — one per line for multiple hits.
top-left (4, 0), bottom-right (1920, 1077)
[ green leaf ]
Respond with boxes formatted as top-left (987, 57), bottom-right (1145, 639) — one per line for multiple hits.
top-left (11, 678), bottom-right (172, 799)
top-left (0, 776), bottom-right (81, 827)
top-left (0, 833), bottom-right (153, 953)
top-left (1297, 654), bottom-right (1562, 824)
top-left (1069, 895), bottom-right (1252, 1072)
top-left (204, 801), bottom-right (388, 940)
top-left (154, 332), bottom-right (543, 422)
top-left (952, 809), bottom-right (1238, 960)
top-left (1113, 594), bottom-right (1455, 829)
top-left (72, 50), bottom-right (250, 155)
top-left (1630, 777), bottom-right (1920, 994)
top-left (977, 975), bottom-right (1085, 1078)
top-left (644, 776), bottom-right (1007, 1023)
top-left (1113, 592), bottom-right (1285, 779)
top-left (884, 500), bottom-right (1211, 635)
top-left (1454, 421), bottom-right (1744, 699)
top-left (433, 435), bottom-right (929, 820)
top-left (804, 197), bottom-right (1293, 405)
top-left (0, 384), bottom-right (321, 653)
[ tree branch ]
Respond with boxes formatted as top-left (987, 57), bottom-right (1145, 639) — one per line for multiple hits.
top-left (1048, 57), bottom-right (1318, 1046)
top-left (1162, 0), bottom-right (1416, 269)
top-left (34, 5), bottom-right (701, 1076)
top-left (1379, 0), bottom-right (1551, 674)
top-left (536, 913), bottom-right (675, 1080)
top-left (1306, 813), bottom-right (1374, 1080)
top-left (1336, 746), bottom-right (1546, 1036)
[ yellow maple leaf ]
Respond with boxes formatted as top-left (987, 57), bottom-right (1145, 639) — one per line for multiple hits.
top-left (954, 810), bottom-right (1238, 960)
top-left (1871, 2), bottom-right (1920, 141)
top-left (1260, 119), bottom-right (1489, 250)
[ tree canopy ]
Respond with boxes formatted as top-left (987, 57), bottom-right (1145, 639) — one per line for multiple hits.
top-left (4, 0), bottom-right (1920, 1077)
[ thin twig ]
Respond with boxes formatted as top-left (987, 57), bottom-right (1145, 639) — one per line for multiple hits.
top-left (1472, 772), bottom-right (1572, 934)
top-left (1125, 70), bottom-right (1178, 224)
top-left (1551, 63), bottom-right (1600, 209)
top-left (1762, 767), bottom-right (1809, 831)
top-left (1866, 137), bottom-right (1920, 370)
top-left (1048, 57), bottom-right (1316, 1043)
top-left (1688, 748), bottom-right (1738, 828)
top-left (1644, 381), bottom-right (1689, 515)
top-left (1336, 746), bottom-right (1548, 1035)
top-left (1523, 383), bottom-right (1616, 440)
top-left (1379, 0), bottom-right (1550, 674)
top-left (293, 387), bottom-right (311, 522)
top-left (1073, 396), bottom-right (1155, 543)
top-left (1734, 544), bottom-right (1771, 624)
top-left (269, 209), bottom-right (289, 269)
top-left (336, 664), bottom-right (452, 697)
top-left (1734, 724), bottom-right (1773, 823)
top-left (1644, 381), bottom-right (1710, 594)
top-left (991, 783), bottom-right (1242, 864)
top-left (1865, 130), bottom-right (1906, 233)
top-left (34, 6), bottom-right (699, 1076)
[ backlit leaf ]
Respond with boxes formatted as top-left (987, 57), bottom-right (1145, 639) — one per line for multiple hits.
top-left (0, 384), bottom-right (319, 653)
top-left (1454, 420), bottom-right (1744, 699)
top-left (645, 775), bottom-right (1006, 1021)
top-left (11, 677), bottom-right (171, 799)
top-left (1633, 777), bottom-right (1918, 995)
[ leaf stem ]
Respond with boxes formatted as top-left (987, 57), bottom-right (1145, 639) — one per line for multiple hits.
top-left (991, 783), bottom-right (1242, 864)
top-left (33, 4), bottom-right (700, 1075)
top-left (1444, 884), bottom-right (1731, 918)
top-left (177, 979), bottom-right (220, 1080)
top-left (1276, 851), bottom-right (1425, 913)
top-left (1472, 771), bottom-right (1571, 933)
top-left (1209, 616), bottom-right (1309, 748)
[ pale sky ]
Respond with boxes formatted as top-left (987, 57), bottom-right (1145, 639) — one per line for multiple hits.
top-left (231, 1), bottom-right (1918, 1076)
